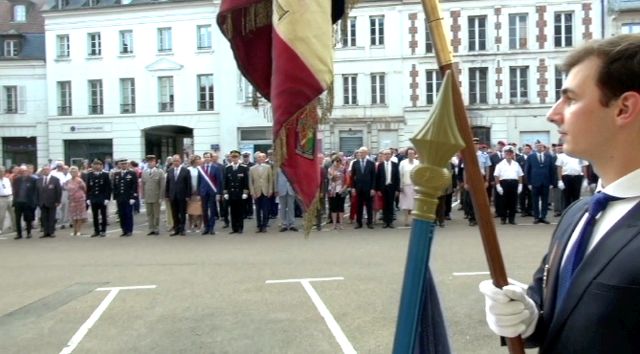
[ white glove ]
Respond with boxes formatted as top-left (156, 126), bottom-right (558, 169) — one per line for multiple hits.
top-left (528, 185), bottom-right (533, 191)
top-left (104, 200), bottom-right (109, 206)
top-left (517, 184), bottom-right (523, 194)
top-left (129, 199), bottom-right (135, 205)
top-left (223, 194), bottom-right (229, 200)
top-left (241, 193), bottom-right (248, 200)
top-left (479, 280), bottom-right (538, 339)
top-left (86, 200), bottom-right (91, 206)
top-left (558, 181), bottom-right (565, 190)
top-left (496, 185), bottom-right (504, 195)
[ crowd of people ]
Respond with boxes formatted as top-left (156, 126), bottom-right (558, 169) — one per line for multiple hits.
top-left (0, 137), bottom-right (595, 240)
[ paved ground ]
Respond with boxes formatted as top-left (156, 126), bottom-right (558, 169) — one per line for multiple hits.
top-left (0, 207), bottom-right (559, 354)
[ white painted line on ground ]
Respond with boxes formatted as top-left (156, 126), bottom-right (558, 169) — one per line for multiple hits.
top-left (266, 277), bottom-right (344, 284)
top-left (266, 277), bottom-right (355, 354)
top-left (59, 285), bottom-right (156, 354)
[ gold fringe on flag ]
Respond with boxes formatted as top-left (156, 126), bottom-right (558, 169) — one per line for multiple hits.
top-left (219, 1), bottom-right (272, 40)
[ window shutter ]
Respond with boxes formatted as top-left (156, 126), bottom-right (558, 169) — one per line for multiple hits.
top-left (18, 86), bottom-right (26, 113)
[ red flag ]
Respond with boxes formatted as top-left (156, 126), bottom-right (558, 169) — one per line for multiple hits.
top-left (217, 0), bottom-right (341, 224)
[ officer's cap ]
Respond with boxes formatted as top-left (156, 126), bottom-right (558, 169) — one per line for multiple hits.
top-left (145, 155), bottom-right (157, 161)
top-left (229, 150), bottom-right (241, 157)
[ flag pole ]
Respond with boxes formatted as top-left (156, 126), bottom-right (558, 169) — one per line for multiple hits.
top-left (393, 71), bottom-right (463, 354)
top-left (419, 0), bottom-right (526, 353)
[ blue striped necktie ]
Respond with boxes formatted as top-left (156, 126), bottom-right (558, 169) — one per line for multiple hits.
top-left (556, 192), bottom-right (622, 306)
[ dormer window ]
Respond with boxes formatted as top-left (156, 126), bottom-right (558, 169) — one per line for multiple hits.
top-left (13, 5), bottom-right (27, 22)
top-left (3, 39), bottom-right (21, 57)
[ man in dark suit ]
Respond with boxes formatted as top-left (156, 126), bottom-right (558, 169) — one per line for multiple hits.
top-left (86, 159), bottom-right (111, 237)
top-left (350, 147), bottom-right (376, 229)
top-left (375, 149), bottom-right (400, 228)
top-left (112, 159), bottom-right (138, 236)
top-left (36, 165), bottom-right (62, 238)
top-left (198, 152), bottom-right (223, 235)
top-left (12, 166), bottom-right (38, 239)
top-left (165, 154), bottom-right (191, 236)
top-left (480, 34), bottom-right (640, 353)
top-left (525, 143), bottom-right (556, 224)
top-left (223, 150), bottom-right (249, 234)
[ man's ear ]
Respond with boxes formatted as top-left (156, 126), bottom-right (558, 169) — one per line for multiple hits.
top-left (616, 91), bottom-right (640, 125)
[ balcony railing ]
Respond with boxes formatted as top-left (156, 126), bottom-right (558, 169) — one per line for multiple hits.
top-left (58, 105), bottom-right (72, 116)
top-left (159, 102), bottom-right (174, 112)
top-left (120, 104), bottom-right (135, 114)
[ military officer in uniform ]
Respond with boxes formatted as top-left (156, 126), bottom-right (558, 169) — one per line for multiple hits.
top-left (86, 159), bottom-right (111, 237)
top-left (141, 155), bottom-right (165, 236)
top-left (223, 150), bottom-right (249, 234)
top-left (112, 159), bottom-right (138, 236)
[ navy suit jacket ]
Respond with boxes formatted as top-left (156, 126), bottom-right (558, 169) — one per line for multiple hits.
top-left (526, 198), bottom-right (640, 353)
top-left (525, 152), bottom-right (556, 187)
top-left (165, 166), bottom-right (192, 200)
top-left (350, 158), bottom-right (376, 192)
top-left (198, 163), bottom-right (223, 196)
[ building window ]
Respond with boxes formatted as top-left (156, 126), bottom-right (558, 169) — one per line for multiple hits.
top-left (197, 25), bottom-right (212, 50)
top-left (158, 76), bottom-right (174, 112)
top-left (370, 16), bottom-right (384, 46)
top-left (3, 86), bottom-right (18, 113)
top-left (468, 16), bottom-right (487, 51)
top-left (425, 24), bottom-right (433, 53)
top-left (3, 39), bottom-right (21, 57)
top-left (554, 66), bottom-right (566, 102)
top-left (88, 80), bottom-right (103, 115)
top-left (340, 17), bottom-right (356, 47)
top-left (87, 32), bottom-right (101, 56)
top-left (157, 28), bottom-right (172, 52)
top-left (509, 66), bottom-right (529, 104)
top-left (371, 73), bottom-right (385, 105)
top-left (621, 23), bottom-right (640, 34)
top-left (425, 70), bottom-right (442, 105)
top-left (57, 81), bottom-right (72, 116)
top-left (57, 0), bottom-right (69, 9)
top-left (554, 12), bottom-right (573, 47)
top-left (197, 74), bottom-right (214, 111)
top-left (119, 30), bottom-right (133, 54)
top-left (509, 14), bottom-right (528, 49)
top-left (88, 0), bottom-right (100, 6)
top-left (468, 67), bottom-right (488, 105)
top-left (342, 74), bottom-right (357, 105)
top-left (120, 78), bottom-right (135, 114)
top-left (57, 35), bottom-right (70, 58)
top-left (13, 5), bottom-right (27, 22)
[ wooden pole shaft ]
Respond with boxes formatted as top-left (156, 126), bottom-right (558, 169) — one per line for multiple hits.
top-left (419, 0), bottom-right (526, 353)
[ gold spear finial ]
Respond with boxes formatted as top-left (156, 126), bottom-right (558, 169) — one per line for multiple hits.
top-left (410, 71), bottom-right (465, 221)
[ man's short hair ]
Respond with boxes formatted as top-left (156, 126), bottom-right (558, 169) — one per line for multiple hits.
top-left (563, 34), bottom-right (640, 106)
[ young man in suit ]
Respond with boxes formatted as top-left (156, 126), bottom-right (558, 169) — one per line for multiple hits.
top-left (141, 155), bottom-right (165, 236)
top-left (375, 149), bottom-right (400, 228)
top-left (36, 165), bottom-right (62, 238)
top-left (198, 152), bottom-right (223, 235)
top-left (525, 142), bottom-right (556, 224)
top-left (86, 159), bottom-right (112, 237)
top-left (223, 150), bottom-right (249, 234)
top-left (350, 147), bottom-right (376, 229)
top-left (249, 152), bottom-right (273, 233)
top-left (113, 159), bottom-right (138, 237)
top-left (165, 154), bottom-right (191, 236)
top-left (480, 34), bottom-right (640, 353)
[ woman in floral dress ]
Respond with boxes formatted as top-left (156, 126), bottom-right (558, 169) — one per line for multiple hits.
top-left (327, 156), bottom-right (347, 229)
top-left (65, 166), bottom-right (87, 236)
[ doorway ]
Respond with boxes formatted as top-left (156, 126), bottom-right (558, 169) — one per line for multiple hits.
top-left (144, 125), bottom-right (193, 167)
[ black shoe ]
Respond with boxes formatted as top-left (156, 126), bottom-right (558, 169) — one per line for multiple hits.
top-left (91, 233), bottom-right (100, 237)
top-left (202, 230), bottom-right (210, 235)
top-left (261, 227), bottom-right (267, 233)
top-left (367, 224), bottom-right (374, 229)
top-left (355, 225), bottom-right (363, 229)
top-left (469, 220), bottom-right (477, 226)
top-left (14, 235), bottom-right (22, 240)
top-left (147, 231), bottom-right (156, 236)
top-left (387, 224), bottom-right (394, 229)
top-left (533, 219), bottom-right (541, 224)
top-left (100, 232), bottom-right (106, 237)
top-left (540, 219), bottom-right (550, 224)
top-left (382, 224), bottom-right (388, 229)
top-left (509, 221), bottom-right (517, 225)
top-left (279, 227), bottom-right (288, 232)
top-left (61, 225), bottom-right (66, 229)
top-left (288, 227), bottom-right (298, 232)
